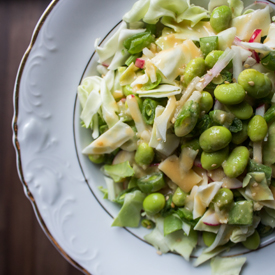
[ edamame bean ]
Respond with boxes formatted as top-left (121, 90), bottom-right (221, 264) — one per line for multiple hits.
top-left (205, 50), bottom-right (233, 69)
top-left (143, 193), bottom-right (166, 216)
top-left (88, 154), bottom-right (106, 164)
top-left (231, 120), bottom-right (249, 145)
top-left (183, 57), bottom-right (206, 86)
top-left (201, 146), bottom-right (229, 170)
top-left (200, 91), bottom-right (214, 113)
top-left (247, 115), bottom-right (268, 142)
top-left (214, 83), bottom-right (246, 105)
top-left (242, 230), bottom-right (260, 250)
top-left (172, 187), bottom-right (187, 207)
top-left (225, 101), bottom-right (253, 120)
top-left (203, 231), bottom-right (216, 247)
top-left (199, 126), bottom-right (232, 152)
top-left (212, 188), bottom-right (234, 210)
top-left (238, 69), bottom-right (272, 99)
top-left (135, 142), bottom-right (155, 166)
top-left (210, 6), bottom-right (232, 33)
top-left (222, 146), bottom-right (250, 178)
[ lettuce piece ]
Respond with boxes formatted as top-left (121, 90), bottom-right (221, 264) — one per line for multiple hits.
top-left (144, 217), bottom-right (197, 260)
top-left (144, 217), bottom-right (170, 253)
top-left (137, 84), bottom-right (181, 98)
top-left (218, 27), bottom-right (236, 51)
top-left (204, 225), bottom-right (233, 253)
top-left (123, 0), bottom-right (150, 23)
top-left (193, 243), bottom-right (233, 267)
top-left (104, 176), bottom-right (123, 201)
top-left (126, 95), bottom-right (149, 141)
top-left (163, 20), bottom-right (215, 42)
top-left (112, 190), bottom-right (146, 227)
top-left (230, 216), bottom-right (260, 243)
top-left (143, 0), bottom-right (190, 24)
top-left (80, 89), bottom-right (102, 128)
top-left (155, 132), bottom-right (180, 156)
top-left (100, 79), bottom-right (119, 128)
top-left (260, 207), bottom-right (275, 228)
top-left (95, 22), bottom-right (127, 64)
top-left (264, 23), bottom-right (275, 49)
top-left (108, 28), bottom-right (146, 70)
top-left (82, 120), bottom-right (135, 154)
top-left (151, 40), bottom-right (202, 82)
top-left (240, 42), bottom-right (273, 54)
top-left (165, 228), bottom-right (197, 261)
top-left (193, 181), bottom-right (223, 219)
top-left (211, 256), bottom-right (246, 275)
top-left (91, 113), bottom-right (99, 139)
top-left (120, 62), bottom-right (139, 86)
top-left (98, 186), bottom-right (108, 199)
top-left (176, 5), bottom-right (209, 27)
top-left (231, 6), bottom-right (271, 41)
top-left (103, 161), bottom-right (135, 183)
top-left (228, 0), bottom-right (244, 17)
top-left (194, 209), bottom-right (220, 233)
top-left (164, 214), bottom-right (183, 236)
top-left (154, 96), bottom-right (176, 142)
top-left (78, 76), bottom-right (103, 128)
top-left (243, 172), bottom-right (274, 201)
top-left (149, 105), bottom-right (165, 148)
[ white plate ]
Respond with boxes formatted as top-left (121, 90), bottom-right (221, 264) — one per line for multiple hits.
top-left (13, 0), bottom-right (275, 274)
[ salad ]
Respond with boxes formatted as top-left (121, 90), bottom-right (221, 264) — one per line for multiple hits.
top-left (78, 0), bottom-right (275, 273)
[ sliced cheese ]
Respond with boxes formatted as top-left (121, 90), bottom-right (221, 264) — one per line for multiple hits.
top-left (158, 155), bottom-right (202, 193)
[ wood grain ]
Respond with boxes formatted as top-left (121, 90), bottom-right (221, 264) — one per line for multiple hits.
top-left (0, 1), bottom-right (83, 274)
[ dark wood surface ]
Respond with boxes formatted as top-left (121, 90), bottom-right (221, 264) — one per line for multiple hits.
top-left (0, 1), bottom-right (83, 274)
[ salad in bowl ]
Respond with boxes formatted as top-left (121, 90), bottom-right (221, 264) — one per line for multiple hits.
top-left (77, 0), bottom-right (275, 273)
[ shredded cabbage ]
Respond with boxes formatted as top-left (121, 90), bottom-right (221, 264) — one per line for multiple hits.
top-left (210, 256), bottom-right (246, 275)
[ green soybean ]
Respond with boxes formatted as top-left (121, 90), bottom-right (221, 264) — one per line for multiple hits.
top-left (210, 6), bottom-right (232, 33)
top-left (172, 187), bottom-right (187, 207)
top-left (143, 193), bottom-right (166, 216)
top-left (134, 142), bottom-right (155, 166)
top-left (212, 188), bottom-right (234, 210)
top-left (261, 51), bottom-right (275, 71)
top-left (200, 36), bottom-right (219, 57)
top-left (200, 91), bottom-right (214, 113)
top-left (205, 50), bottom-right (233, 69)
top-left (214, 83), bottom-right (246, 105)
top-left (264, 105), bottom-right (275, 123)
top-left (203, 232), bottom-right (216, 247)
top-left (242, 230), bottom-right (260, 250)
top-left (88, 154), bottom-right (106, 164)
top-left (199, 126), bottom-right (232, 152)
top-left (247, 115), bottom-right (268, 142)
top-left (222, 146), bottom-right (250, 178)
top-left (231, 120), bottom-right (249, 145)
top-left (201, 146), bottom-right (229, 170)
top-left (225, 101), bottom-right (253, 120)
top-left (238, 69), bottom-right (272, 99)
top-left (183, 57), bottom-right (206, 86)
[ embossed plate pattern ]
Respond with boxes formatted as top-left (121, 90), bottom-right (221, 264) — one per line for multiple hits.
top-left (13, 0), bottom-right (275, 274)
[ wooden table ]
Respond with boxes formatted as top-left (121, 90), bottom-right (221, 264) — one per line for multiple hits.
top-left (0, 1), bottom-right (83, 274)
